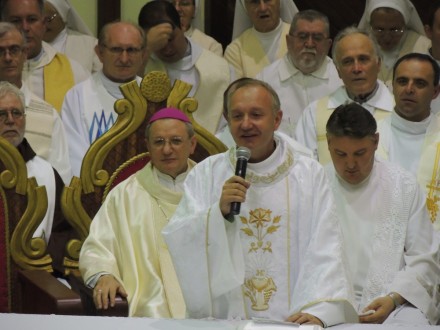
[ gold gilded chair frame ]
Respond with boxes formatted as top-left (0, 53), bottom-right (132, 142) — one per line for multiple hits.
top-left (62, 71), bottom-right (227, 273)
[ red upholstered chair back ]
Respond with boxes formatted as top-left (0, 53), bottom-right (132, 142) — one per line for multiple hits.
top-left (0, 137), bottom-right (53, 312)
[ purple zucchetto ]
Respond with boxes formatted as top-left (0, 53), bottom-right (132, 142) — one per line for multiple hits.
top-left (148, 107), bottom-right (191, 124)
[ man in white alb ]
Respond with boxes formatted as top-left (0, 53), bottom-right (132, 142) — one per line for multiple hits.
top-left (61, 21), bottom-right (145, 177)
top-left (257, 9), bottom-right (342, 137)
top-left (0, 22), bottom-right (71, 183)
top-left (1, 0), bottom-right (89, 112)
top-left (325, 102), bottom-right (440, 325)
top-left (225, 0), bottom-right (298, 78)
top-left (163, 78), bottom-right (358, 326)
top-left (377, 53), bottom-right (440, 235)
top-left (138, 0), bottom-right (231, 135)
top-left (295, 26), bottom-right (393, 164)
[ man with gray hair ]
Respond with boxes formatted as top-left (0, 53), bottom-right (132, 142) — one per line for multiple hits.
top-left (0, 22), bottom-right (71, 183)
top-left (295, 26), bottom-right (393, 163)
top-left (61, 21), bottom-right (146, 177)
top-left (0, 81), bottom-right (75, 274)
top-left (1, 0), bottom-right (89, 112)
top-left (257, 9), bottom-right (342, 137)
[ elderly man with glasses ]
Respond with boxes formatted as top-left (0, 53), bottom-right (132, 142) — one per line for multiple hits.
top-left (358, 0), bottom-right (431, 89)
top-left (257, 9), bottom-right (342, 138)
top-left (61, 21), bottom-right (146, 177)
top-left (0, 81), bottom-right (76, 275)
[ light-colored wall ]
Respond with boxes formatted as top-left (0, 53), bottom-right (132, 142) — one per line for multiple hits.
top-left (68, 0), bottom-right (150, 36)
top-left (70, 0), bottom-right (98, 36)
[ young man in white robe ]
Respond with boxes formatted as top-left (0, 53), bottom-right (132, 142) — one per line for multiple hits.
top-left (295, 27), bottom-right (393, 164)
top-left (61, 21), bottom-right (145, 177)
top-left (325, 102), bottom-right (440, 325)
top-left (79, 108), bottom-right (197, 317)
top-left (376, 53), bottom-right (440, 235)
top-left (163, 78), bottom-right (358, 327)
top-left (256, 9), bottom-right (342, 137)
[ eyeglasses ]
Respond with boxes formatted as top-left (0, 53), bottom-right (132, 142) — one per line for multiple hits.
top-left (101, 45), bottom-right (144, 56)
top-left (0, 109), bottom-right (25, 122)
top-left (46, 12), bottom-right (58, 23)
top-left (291, 32), bottom-right (328, 43)
top-left (150, 137), bottom-right (186, 149)
top-left (371, 27), bottom-right (405, 36)
top-left (0, 45), bottom-right (23, 58)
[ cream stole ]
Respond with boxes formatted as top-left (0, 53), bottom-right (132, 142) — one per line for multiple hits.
top-left (24, 92), bottom-right (54, 160)
top-left (146, 49), bottom-right (229, 134)
top-left (44, 53), bottom-right (74, 112)
top-left (240, 23), bottom-right (289, 78)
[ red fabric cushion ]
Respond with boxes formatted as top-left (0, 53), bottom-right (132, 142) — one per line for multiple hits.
top-left (109, 155), bottom-right (151, 192)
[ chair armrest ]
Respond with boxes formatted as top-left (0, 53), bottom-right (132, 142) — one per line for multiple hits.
top-left (68, 274), bottom-right (129, 317)
top-left (17, 269), bottom-right (83, 315)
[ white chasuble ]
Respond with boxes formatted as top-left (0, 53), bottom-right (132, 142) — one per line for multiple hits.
top-left (163, 137), bottom-right (357, 325)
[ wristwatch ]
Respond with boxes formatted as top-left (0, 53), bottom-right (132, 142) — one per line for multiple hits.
top-left (387, 292), bottom-right (401, 308)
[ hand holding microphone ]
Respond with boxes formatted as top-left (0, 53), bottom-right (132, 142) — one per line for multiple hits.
top-left (229, 146), bottom-right (251, 217)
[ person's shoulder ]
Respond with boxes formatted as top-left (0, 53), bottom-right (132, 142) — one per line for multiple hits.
top-left (66, 28), bottom-right (98, 44)
top-left (376, 157), bottom-right (418, 187)
top-left (257, 56), bottom-right (284, 79)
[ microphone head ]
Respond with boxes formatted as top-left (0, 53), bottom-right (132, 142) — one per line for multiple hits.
top-left (236, 146), bottom-right (251, 161)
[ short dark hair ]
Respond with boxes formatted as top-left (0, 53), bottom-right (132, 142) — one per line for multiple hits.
top-left (428, 0), bottom-right (440, 28)
top-left (138, 0), bottom-right (181, 31)
top-left (393, 53), bottom-right (440, 87)
top-left (1, 0), bottom-right (44, 19)
top-left (222, 77), bottom-right (254, 119)
top-left (289, 10), bottom-right (330, 36)
top-left (326, 103), bottom-right (377, 138)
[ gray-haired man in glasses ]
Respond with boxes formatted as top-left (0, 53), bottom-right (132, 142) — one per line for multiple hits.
top-left (0, 21), bottom-right (71, 183)
top-left (61, 21), bottom-right (146, 177)
top-left (257, 9), bottom-right (343, 138)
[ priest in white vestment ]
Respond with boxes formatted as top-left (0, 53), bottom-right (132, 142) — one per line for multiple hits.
top-left (358, 0), bottom-right (431, 88)
top-left (79, 108), bottom-right (197, 317)
top-left (1, 0), bottom-right (90, 112)
top-left (257, 10), bottom-right (342, 137)
top-left (376, 53), bottom-right (440, 235)
top-left (225, 0), bottom-right (298, 78)
top-left (163, 79), bottom-right (358, 327)
top-left (43, 0), bottom-right (102, 73)
top-left (295, 27), bottom-right (393, 164)
top-left (325, 102), bottom-right (440, 325)
top-left (138, 1), bottom-right (231, 135)
top-left (0, 22), bottom-right (71, 183)
top-left (61, 21), bottom-right (145, 177)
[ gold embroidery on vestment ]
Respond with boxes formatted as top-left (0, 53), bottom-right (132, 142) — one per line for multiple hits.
top-left (426, 143), bottom-right (440, 224)
top-left (241, 208), bottom-right (281, 311)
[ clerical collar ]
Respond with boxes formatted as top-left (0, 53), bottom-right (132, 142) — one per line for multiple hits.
top-left (16, 138), bottom-right (36, 162)
top-left (167, 39), bottom-right (192, 70)
top-left (392, 110), bottom-right (432, 135)
top-left (99, 70), bottom-right (126, 99)
top-left (347, 82), bottom-right (379, 104)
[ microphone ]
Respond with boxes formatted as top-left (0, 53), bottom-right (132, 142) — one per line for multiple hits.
top-left (230, 146), bottom-right (251, 217)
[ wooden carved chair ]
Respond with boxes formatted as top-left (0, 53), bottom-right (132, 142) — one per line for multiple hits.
top-left (61, 71), bottom-right (227, 315)
top-left (0, 137), bottom-right (82, 315)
